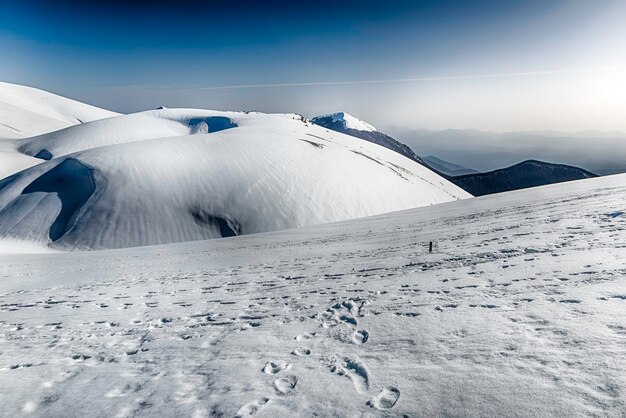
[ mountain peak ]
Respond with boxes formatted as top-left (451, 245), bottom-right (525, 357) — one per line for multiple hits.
top-left (311, 111), bottom-right (424, 165)
top-left (313, 112), bottom-right (377, 132)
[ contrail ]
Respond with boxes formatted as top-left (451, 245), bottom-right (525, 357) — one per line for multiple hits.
top-left (173, 67), bottom-right (626, 91)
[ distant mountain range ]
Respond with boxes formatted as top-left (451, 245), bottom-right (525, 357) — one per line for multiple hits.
top-left (383, 127), bottom-right (626, 176)
top-left (313, 113), bottom-right (600, 196)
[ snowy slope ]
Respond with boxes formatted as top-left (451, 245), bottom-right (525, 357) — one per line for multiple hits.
top-left (0, 82), bottom-right (118, 140)
top-left (18, 109), bottom-right (256, 159)
top-left (0, 109), bottom-right (470, 249)
top-left (312, 112), bottom-right (424, 164)
top-left (0, 82), bottom-right (118, 179)
top-left (1, 174), bottom-right (625, 416)
top-left (0, 141), bottom-right (42, 182)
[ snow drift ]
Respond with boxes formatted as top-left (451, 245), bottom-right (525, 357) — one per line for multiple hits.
top-left (0, 109), bottom-right (470, 250)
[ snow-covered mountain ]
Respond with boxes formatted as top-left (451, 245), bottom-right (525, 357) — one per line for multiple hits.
top-left (0, 105), bottom-right (470, 250)
top-left (2, 83), bottom-right (624, 417)
top-left (1, 173), bottom-right (624, 416)
top-left (309, 117), bottom-right (601, 196)
top-left (311, 112), bottom-right (424, 164)
top-left (450, 159), bottom-right (597, 196)
top-left (0, 82), bottom-right (118, 179)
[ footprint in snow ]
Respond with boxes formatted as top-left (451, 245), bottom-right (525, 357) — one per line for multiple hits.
top-left (291, 348), bottom-right (311, 356)
top-left (273, 375), bottom-right (298, 395)
top-left (262, 360), bottom-right (291, 374)
top-left (352, 329), bottom-right (369, 344)
top-left (235, 397), bottom-right (270, 417)
top-left (329, 356), bottom-right (370, 393)
top-left (367, 386), bottom-right (400, 410)
top-left (295, 332), bottom-right (315, 341)
top-left (339, 314), bottom-right (357, 326)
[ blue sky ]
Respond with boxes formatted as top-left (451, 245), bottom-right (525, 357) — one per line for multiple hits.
top-left (2, 0), bottom-right (626, 131)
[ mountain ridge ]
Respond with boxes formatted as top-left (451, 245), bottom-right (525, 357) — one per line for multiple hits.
top-left (449, 159), bottom-right (597, 196)
top-left (312, 112), bottom-right (424, 164)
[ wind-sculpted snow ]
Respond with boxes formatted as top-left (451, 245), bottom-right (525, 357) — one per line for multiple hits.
top-left (188, 116), bottom-right (237, 134)
top-left (0, 82), bottom-right (118, 179)
top-left (17, 109), bottom-right (240, 159)
top-left (1, 175), bottom-right (625, 416)
top-left (0, 110), bottom-right (469, 249)
top-left (0, 82), bottom-right (118, 141)
top-left (21, 158), bottom-right (95, 241)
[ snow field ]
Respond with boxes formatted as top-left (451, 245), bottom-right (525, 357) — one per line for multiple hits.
top-left (1, 174), bottom-right (625, 416)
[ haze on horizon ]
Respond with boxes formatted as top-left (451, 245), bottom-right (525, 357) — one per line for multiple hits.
top-left (1, 0), bottom-right (626, 133)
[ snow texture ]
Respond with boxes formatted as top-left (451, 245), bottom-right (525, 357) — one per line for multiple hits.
top-left (0, 174), bottom-right (625, 416)
top-left (1, 109), bottom-right (469, 250)
top-left (0, 82), bottom-right (118, 179)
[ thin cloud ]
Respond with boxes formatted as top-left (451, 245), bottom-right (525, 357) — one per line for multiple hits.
top-left (174, 67), bottom-right (626, 91)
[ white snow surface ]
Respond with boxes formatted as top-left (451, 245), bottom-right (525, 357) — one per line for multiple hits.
top-left (0, 82), bottom-right (118, 179)
top-left (0, 82), bottom-right (118, 140)
top-left (325, 111), bottom-right (377, 132)
top-left (1, 175), bottom-right (625, 416)
top-left (0, 142), bottom-right (41, 182)
top-left (0, 239), bottom-right (59, 254)
top-left (1, 109), bottom-right (469, 250)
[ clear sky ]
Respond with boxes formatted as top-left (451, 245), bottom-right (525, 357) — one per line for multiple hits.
top-left (1, 0), bottom-right (626, 132)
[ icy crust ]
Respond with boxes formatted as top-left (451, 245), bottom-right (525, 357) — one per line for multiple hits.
top-left (0, 110), bottom-right (469, 249)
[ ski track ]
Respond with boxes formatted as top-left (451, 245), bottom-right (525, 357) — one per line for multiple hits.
top-left (1, 176), bottom-right (626, 416)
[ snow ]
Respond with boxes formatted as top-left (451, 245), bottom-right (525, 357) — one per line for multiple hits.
top-left (0, 174), bottom-right (625, 416)
top-left (1, 109), bottom-right (469, 250)
top-left (0, 142), bottom-right (41, 181)
top-left (0, 239), bottom-right (59, 254)
top-left (0, 82), bottom-right (118, 179)
top-left (17, 109), bottom-right (245, 158)
top-left (322, 111), bottom-right (377, 132)
top-left (1, 81), bottom-right (623, 415)
top-left (0, 82), bottom-right (118, 140)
